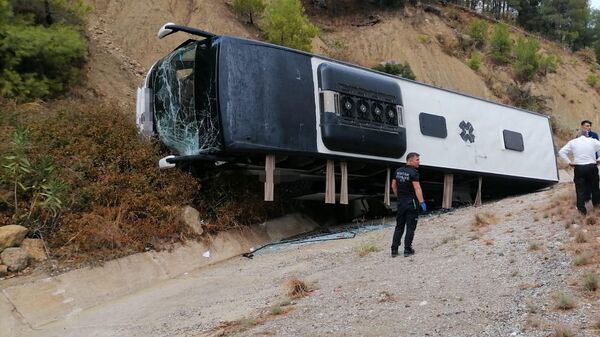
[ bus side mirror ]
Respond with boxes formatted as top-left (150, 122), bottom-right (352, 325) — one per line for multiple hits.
top-left (158, 22), bottom-right (177, 39)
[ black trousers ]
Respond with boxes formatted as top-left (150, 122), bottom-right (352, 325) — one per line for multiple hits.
top-left (574, 164), bottom-right (600, 214)
top-left (391, 199), bottom-right (418, 253)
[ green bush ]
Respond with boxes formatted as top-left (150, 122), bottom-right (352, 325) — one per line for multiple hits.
top-left (1, 125), bottom-right (68, 236)
top-left (0, 1), bottom-right (88, 102)
top-left (372, 61), bottom-right (416, 80)
top-left (587, 74), bottom-right (598, 87)
top-left (538, 54), bottom-right (558, 75)
top-left (513, 37), bottom-right (541, 82)
top-left (466, 19), bottom-right (488, 49)
top-left (262, 0), bottom-right (318, 52)
top-left (466, 51), bottom-right (482, 71)
top-left (490, 23), bottom-right (512, 64)
top-left (233, 0), bottom-right (266, 25)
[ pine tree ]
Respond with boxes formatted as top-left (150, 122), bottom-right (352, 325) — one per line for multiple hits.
top-left (490, 23), bottom-right (512, 64)
top-left (233, 0), bottom-right (266, 25)
top-left (262, 0), bottom-right (318, 52)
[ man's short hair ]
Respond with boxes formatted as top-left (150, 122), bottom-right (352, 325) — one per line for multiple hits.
top-left (581, 120), bottom-right (592, 126)
top-left (406, 152), bottom-right (420, 161)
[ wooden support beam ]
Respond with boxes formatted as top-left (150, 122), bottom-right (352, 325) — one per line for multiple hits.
top-left (384, 167), bottom-right (391, 207)
top-left (264, 154), bottom-right (275, 201)
top-left (340, 162), bottom-right (348, 205)
top-left (442, 173), bottom-right (454, 209)
top-left (325, 160), bottom-right (336, 204)
top-left (474, 176), bottom-right (483, 207)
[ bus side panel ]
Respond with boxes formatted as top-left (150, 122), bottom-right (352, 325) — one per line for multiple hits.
top-left (217, 38), bottom-right (317, 154)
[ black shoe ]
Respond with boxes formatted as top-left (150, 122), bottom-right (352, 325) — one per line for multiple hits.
top-left (391, 251), bottom-right (399, 258)
top-left (403, 248), bottom-right (415, 257)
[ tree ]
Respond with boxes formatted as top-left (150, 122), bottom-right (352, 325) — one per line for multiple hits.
top-left (466, 19), bottom-right (489, 49)
top-left (0, 0), bottom-right (87, 102)
top-left (537, 0), bottom-right (588, 47)
top-left (262, 0), bottom-right (318, 52)
top-left (490, 23), bottom-right (512, 64)
top-left (372, 61), bottom-right (416, 80)
top-left (233, 0), bottom-right (266, 25)
top-left (11, 0), bottom-right (91, 26)
top-left (513, 37), bottom-right (541, 82)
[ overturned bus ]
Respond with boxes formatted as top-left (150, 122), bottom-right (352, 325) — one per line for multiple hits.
top-left (136, 23), bottom-right (558, 207)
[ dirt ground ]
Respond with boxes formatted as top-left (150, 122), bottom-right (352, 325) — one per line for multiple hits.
top-left (23, 181), bottom-right (599, 337)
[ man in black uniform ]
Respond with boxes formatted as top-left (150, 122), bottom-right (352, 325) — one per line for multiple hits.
top-left (391, 152), bottom-right (427, 257)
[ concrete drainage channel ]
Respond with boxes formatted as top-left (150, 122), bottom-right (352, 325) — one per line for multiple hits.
top-left (0, 212), bottom-right (321, 336)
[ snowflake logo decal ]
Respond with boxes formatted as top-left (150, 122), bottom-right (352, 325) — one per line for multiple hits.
top-left (459, 121), bottom-right (475, 143)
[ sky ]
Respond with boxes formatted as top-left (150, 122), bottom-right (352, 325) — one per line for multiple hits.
top-left (592, 0), bottom-right (600, 10)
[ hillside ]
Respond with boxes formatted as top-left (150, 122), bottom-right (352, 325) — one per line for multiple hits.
top-left (84, 0), bottom-right (600, 135)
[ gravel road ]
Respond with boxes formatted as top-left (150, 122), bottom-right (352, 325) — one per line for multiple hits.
top-left (30, 183), bottom-right (598, 337)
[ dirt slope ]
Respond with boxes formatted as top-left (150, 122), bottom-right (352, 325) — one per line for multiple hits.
top-left (82, 1), bottom-right (600, 132)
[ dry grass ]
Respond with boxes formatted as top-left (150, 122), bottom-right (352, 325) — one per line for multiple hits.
top-left (553, 325), bottom-right (575, 337)
top-left (583, 272), bottom-right (599, 292)
top-left (574, 231), bottom-right (588, 243)
top-left (573, 254), bottom-right (591, 266)
top-left (357, 242), bottom-right (381, 257)
top-left (471, 212), bottom-right (498, 229)
top-left (524, 314), bottom-right (542, 330)
top-left (553, 292), bottom-right (576, 310)
top-left (0, 100), bottom-right (296, 268)
top-left (287, 278), bottom-right (311, 299)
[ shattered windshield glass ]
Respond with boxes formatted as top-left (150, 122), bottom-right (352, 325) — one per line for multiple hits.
top-left (153, 40), bottom-right (221, 155)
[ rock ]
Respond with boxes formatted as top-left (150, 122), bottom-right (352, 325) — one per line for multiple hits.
top-left (0, 247), bottom-right (29, 272)
top-left (182, 206), bottom-right (204, 235)
top-left (0, 265), bottom-right (7, 277)
top-left (21, 238), bottom-right (47, 262)
top-left (0, 225), bottom-right (28, 251)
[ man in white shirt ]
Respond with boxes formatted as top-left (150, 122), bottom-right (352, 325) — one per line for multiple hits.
top-left (558, 130), bottom-right (600, 215)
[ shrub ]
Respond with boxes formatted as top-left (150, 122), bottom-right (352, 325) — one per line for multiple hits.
top-left (357, 242), bottom-right (380, 257)
top-left (538, 54), bottom-right (558, 76)
top-left (575, 47), bottom-right (597, 65)
top-left (372, 61), bottom-right (416, 80)
top-left (583, 273), bottom-right (599, 292)
top-left (0, 1), bottom-right (88, 102)
top-left (575, 231), bottom-right (588, 243)
top-left (553, 326), bottom-right (575, 337)
top-left (586, 74), bottom-right (598, 87)
top-left (513, 37), bottom-right (541, 82)
top-left (287, 278), bottom-right (310, 299)
top-left (233, 0), bottom-right (266, 25)
top-left (262, 0), bottom-right (318, 52)
top-left (489, 23), bottom-right (512, 64)
top-left (1, 126), bottom-right (67, 236)
top-left (506, 83), bottom-right (548, 112)
top-left (553, 292), bottom-right (576, 310)
top-left (0, 102), bottom-right (203, 263)
top-left (466, 19), bottom-right (488, 49)
top-left (466, 51), bottom-right (482, 71)
top-left (573, 254), bottom-right (591, 267)
top-left (418, 35), bottom-right (430, 44)
top-left (472, 212), bottom-right (497, 228)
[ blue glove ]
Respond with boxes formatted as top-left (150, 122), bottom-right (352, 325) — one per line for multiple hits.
top-left (420, 202), bottom-right (427, 212)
